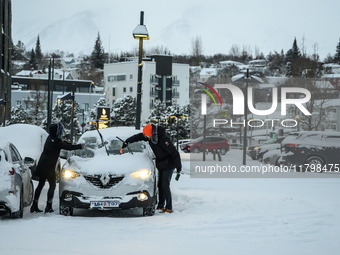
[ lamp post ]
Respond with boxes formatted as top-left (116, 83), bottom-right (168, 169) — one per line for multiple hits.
top-left (133, 11), bottom-right (149, 130)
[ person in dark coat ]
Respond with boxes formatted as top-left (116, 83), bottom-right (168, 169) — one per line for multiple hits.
top-left (123, 124), bottom-right (182, 213)
top-left (30, 123), bottom-right (83, 213)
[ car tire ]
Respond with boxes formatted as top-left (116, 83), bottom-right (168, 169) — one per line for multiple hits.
top-left (192, 147), bottom-right (200, 153)
top-left (11, 187), bottom-right (23, 219)
top-left (24, 180), bottom-right (34, 207)
top-left (305, 156), bottom-right (325, 168)
top-left (220, 148), bottom-right (227, 155)
top-left (143, 200), bottom-right (156, 216)
top-left (60, 205), bottom-right (73, 216)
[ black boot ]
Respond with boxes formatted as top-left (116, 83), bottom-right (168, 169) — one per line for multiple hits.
top-left (30, 201), bottom-right (43, 213)
top-left (44, 201), bottom-right (54, 213)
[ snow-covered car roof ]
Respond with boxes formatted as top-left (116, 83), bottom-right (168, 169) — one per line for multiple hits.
top-left (282, 131), bottom-right (340, 147)
top-left (0, 124), bottom-right (48, 161)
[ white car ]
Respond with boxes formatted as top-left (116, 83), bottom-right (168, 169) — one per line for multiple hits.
top-left (59, 127), bottom-right (157, 216)
top-left (0, 124), bottom-right (48, 180)
top-left (0, 138), bottom-right (34, 218)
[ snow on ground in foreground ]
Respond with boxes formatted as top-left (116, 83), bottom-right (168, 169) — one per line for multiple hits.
top-left (1, 150), bottom-right (340, 255)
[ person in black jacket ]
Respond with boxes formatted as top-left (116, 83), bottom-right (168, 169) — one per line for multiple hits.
top-left (30, 122), bottom-right (83, 213)
top-left (123, 124), bottom-right (182, 213)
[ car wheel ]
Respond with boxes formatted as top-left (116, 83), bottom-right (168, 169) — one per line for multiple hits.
top-left (305, 156), bottom-right (325, 168)
top-left (143, 200), bottom-right (156, 216)
top-left (25, 180), bottom-right (34, 207)
top-left (192, 147), bottom-right (200, 153)
top-left (59, 205), bottom-right (73, 216)
top-left (11, 187), bottom-right (23, 219)
top-left (220, 148), bottom-right (227, 155)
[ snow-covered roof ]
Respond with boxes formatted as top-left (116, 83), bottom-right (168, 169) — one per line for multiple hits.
top-left (16, 70), bottom-right (32, 76)
top-left (200, 68), bottom-right (217, 76)
top-left (219, 60), bottom-right (244, 66)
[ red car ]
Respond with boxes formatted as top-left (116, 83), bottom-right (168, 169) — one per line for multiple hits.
top-left (181, 136), bottom-right (230, 155)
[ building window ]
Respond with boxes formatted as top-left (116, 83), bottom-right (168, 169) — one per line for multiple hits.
top-left (130, 74), bottom-right (133, 80)
top-left (16, 101), bottom-right (22, 106)
top-left (130, 87), bottom-right (133, 92)
top-left (108, 74), bottom-right (126, 82)
top-left (112, 87), bottom-right (116, 97)
top-left (123, 87), bottom-right (127, 93)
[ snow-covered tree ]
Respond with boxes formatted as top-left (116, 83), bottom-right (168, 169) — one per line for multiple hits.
top-left (51, 100), bottom-right (82, 141)
top-left (111, 95), bottom-right (136, 126)
top-left (146, 100), bottom-right (190, 141)
top-left (9, 105), bottom-right (28, 124)
top-left (23, 90), bottom-right (47, 126)
top-left (35, 35), bottom-right (43, 67)
top-left (90, 32), bottom-right (106, 69)
top-left (28, 48), bottom-right (38, 70)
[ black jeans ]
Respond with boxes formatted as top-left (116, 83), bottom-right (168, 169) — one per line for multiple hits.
top-left (33, 171), bottom-right (56, 203)
top-left (158, 168), bottom-right (174, 210)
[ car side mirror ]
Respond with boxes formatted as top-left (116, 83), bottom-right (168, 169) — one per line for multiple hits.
top-left (24, 157), bottom-right (35, 167)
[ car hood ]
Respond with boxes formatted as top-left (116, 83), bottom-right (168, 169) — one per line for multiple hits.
top-left (64, 153), bottom-right (154, 176)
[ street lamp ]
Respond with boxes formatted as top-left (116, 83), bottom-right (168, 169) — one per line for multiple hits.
top-left (57, 91), bottom-right (75, 142)
top-left (133, 11), bottom-right (149, 130)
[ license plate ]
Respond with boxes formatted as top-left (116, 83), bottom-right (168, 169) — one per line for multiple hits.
top-left (90, 201), bottom-right (120, 208)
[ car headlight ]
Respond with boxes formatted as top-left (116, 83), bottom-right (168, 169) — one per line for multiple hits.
top-left (130, 169), bottom-right (152, 179)
top-left (254, 147), bottom-right (259, 151)
top-left (63, 169), bottom-right (81, 179)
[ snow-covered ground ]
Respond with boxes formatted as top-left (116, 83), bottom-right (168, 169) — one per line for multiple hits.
top-left (1, 150), bottom-right (340, 255)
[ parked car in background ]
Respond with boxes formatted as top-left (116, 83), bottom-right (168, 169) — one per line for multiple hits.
top-left (175, 139), bottom-right (191, 151)
top-left (181, 136), bottom-right (230, 155)
top-left (0, 138), bottom-right (34, 218)
top-left (59, 127), bottom-right (157, 217)
top-left (280, 131), bottom-right (340, 170)
top-left (262, 149), bottom-right (282, 166)
top-left (247, 136), bottom-right (286, 160)
top-left (0, 124), bottom-right (48, 180)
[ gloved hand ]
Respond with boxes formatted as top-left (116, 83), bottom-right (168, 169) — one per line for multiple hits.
top-left (175, 169), bottom-right (181, 181)
top-left (122, 141), bottom-right (128, 149)
top-left (80, 143), bottom-right (86, 149)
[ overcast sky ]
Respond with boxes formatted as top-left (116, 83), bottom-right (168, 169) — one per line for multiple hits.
top-left (12, 0), bottom-right (340, 59)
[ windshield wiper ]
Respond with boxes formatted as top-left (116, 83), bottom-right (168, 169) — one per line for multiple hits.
top-left (96, 126), bottom-right (109, 156)
top-left (116, 136), bottom-right (133, 155)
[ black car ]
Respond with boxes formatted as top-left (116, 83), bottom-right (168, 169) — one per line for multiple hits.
top-left (281, 131), bottom-right (340, 170)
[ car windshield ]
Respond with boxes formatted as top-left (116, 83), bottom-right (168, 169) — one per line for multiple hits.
top-left (75, 137), bottom-right (145, 158)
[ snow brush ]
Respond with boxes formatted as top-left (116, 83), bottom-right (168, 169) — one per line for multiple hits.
top-left (116, 136), bottom-right (133, 155)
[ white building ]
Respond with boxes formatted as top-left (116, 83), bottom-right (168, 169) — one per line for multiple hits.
top-left (104, 60), bottom-right (189, 122)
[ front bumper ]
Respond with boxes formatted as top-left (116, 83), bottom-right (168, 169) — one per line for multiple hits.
top-left (60, 190), bottom-right (156, 210)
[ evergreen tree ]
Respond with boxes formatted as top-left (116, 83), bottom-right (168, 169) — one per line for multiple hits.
top-left (12, 40), bottom-right (27, 61)
top-left (51, 100), bottom-right (82, 141)
top-left (24, 90), bottom-right (47, 126)
top-left (90, 32), bottom-right (106, 69)
top-left (29, 48), bottom-right (38, 70)
top-left (111, 96), bottom-right (136, 126)
top-left (285, 38), bottom-right (302, 77)
top-left (334, 38), bottom-right (340, 64)
top-left (9, 105), bottom-right (28, 124)
top-left (35, 35), bottom-right (43, 67)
